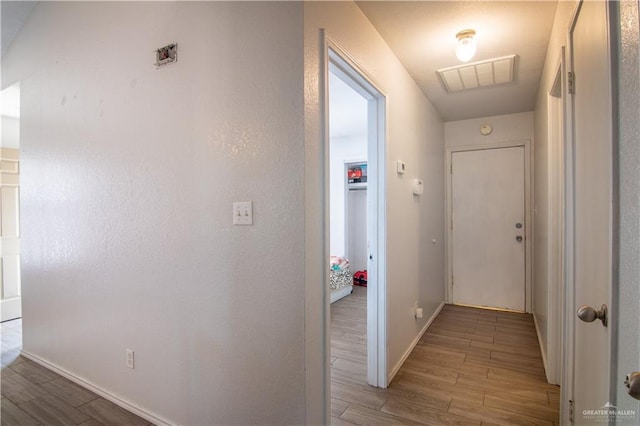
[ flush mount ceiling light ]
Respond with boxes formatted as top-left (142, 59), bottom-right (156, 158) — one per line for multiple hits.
top-left (455, 29), bottom-right (477, 63)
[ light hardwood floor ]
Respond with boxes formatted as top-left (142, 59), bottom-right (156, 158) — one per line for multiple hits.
top-left (331, 286), bottom-right (560, 425)
top-left (1, 319), bottom-right (151, 426)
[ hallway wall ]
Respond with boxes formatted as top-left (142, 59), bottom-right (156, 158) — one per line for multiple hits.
top-left (444, 112), bottom-right (534, 148)
top-left (615, 1), bottom-right (640, 419)
top-left (2, 2), bottom-right (305, 424)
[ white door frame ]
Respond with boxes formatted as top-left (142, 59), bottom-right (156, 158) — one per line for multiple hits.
top-left (560, 7), bottom-right (581, 423)
top-left (324, 33), bottom-right (388, 388)
top-left (560, 28), bottom-right (576, 421)
top-left (544, 54), bottom-right (566, 386)
top-left (445, 140), bottom-right (532, 313)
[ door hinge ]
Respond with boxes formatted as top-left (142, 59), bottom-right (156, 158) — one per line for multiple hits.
top-left (568, 71), bottom-right (575, 94)
top-left (569, 399), bottom-right (575, 423)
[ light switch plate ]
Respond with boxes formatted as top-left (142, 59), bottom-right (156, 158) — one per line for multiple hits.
top-left (396, 160), bottom-right (406, 174)
top-left (233, 201), bottom-right (253, 225)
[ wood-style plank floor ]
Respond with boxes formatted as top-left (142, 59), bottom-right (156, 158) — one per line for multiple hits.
top-left (331, 287), bottom-right (560, 425)
top-left (1, 318), bottom-right (151, 426)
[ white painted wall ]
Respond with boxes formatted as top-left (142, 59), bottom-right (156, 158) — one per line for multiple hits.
top-left (2, 2), bottom-right (305, 425)
top-left (305, 2), bottom-right (445, 408)
top-left (444, 112), bottom-right (534, 148)
top-left (532, 0), bottom-right (576, 384)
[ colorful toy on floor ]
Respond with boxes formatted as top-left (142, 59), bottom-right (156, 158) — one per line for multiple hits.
top-left (353, 270), bottom-right (367, 287)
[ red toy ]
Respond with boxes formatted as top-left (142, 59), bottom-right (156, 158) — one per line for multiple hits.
top-left (353, 270), bottom-right (368, 287)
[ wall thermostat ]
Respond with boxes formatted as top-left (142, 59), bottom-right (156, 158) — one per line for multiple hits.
top-left (480, 124), bottom-right (493, 136)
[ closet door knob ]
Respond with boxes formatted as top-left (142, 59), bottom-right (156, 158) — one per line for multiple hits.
top-left (577, 304), bottom-right (608, 326)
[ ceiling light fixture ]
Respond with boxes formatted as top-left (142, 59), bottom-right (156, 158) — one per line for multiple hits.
top-left (455, 29), bottom-right (477, 63)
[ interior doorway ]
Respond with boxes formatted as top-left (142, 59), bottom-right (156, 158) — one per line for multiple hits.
top-left (326, 38), bottom-right (387, 389)
top-left (1, 82), bottom-right (22, 323)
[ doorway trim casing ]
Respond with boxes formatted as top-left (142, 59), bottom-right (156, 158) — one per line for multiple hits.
top-left (539, 52), bottom-right (565, 387)
top-left (444, 140), bottom-right (533, 313)
top-left (323, 31), bottom-right (388, 389)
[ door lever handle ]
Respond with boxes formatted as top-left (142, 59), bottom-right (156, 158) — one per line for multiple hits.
top-left (577, 304), bottom-right (608, 327)
top-left (624, 372), bottom-right (640, 400)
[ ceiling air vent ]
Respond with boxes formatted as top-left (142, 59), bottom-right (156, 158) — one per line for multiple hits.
top-left (437, 54), bottom-right (517, 93)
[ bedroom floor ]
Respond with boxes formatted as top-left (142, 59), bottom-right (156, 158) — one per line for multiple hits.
top-left (330, 289), bottom-right (560, 425)
top-left (0, 318), bottom-right (150, 425)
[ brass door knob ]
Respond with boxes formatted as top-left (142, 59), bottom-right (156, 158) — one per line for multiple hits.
top-left (577, 304), bottom-right (608, 327)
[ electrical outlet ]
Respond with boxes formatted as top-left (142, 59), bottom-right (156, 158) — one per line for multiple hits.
top-left (126, 349), bottom-right (135, 369)
top-left (233, 201), bottom-right (253, 225)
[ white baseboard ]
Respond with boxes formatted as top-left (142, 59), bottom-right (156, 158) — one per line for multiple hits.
top-left (20, 351), bottom-right (173, 426)
top-left (532, 313), bottom-right (551, 383)
top-left (387, 301), bottom-right (445, 384)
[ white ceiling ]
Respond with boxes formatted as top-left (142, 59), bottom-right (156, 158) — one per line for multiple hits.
top-left (357, 1), bottom-right (558, 122)
top-left (329, 71), bottom-right (368, 140)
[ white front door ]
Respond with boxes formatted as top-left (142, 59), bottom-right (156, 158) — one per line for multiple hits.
top-left (450, 146), bottom-right (526, 311)
top-left (1, 147), bottom-right (21, 321)
top-left (570, 0), bottom-right (614, 421)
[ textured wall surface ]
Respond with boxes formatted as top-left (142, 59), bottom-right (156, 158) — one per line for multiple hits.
top-left (615, 1), bottom-right (640, 419)
top-left (304, 4), bottom-right (445, 416)
top-left (444, 112), bottom-right (534, 147)
top-left (2, 2), bottom-right (305, 424)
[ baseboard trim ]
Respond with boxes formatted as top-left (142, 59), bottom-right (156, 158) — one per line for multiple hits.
top-left (532, 314), bottom-right (550, 383)
top-left (387, 301), bottom-right (445, 384)
top-left (20, 351), bottom-right (173, 426)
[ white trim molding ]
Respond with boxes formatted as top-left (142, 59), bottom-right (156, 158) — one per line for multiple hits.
top-left (20, 351), bottom-right (173, 426)
top-left (388, 302), bottom-right (445, 384)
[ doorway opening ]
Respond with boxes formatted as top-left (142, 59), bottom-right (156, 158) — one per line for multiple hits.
top-left (1, 82), bottom-right (22, 325)
top-left (326, 38), bottom-right (387, 392)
